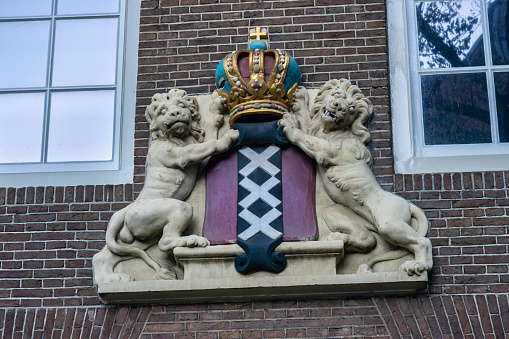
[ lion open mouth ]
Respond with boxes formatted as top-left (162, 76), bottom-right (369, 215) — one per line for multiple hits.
top-left (323, 109), bottom-right (340, 124)
top-left (167, 121), bottom-right (190, 136)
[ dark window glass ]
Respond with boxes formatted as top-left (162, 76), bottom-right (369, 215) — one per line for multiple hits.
top-left (495, 72), bottom-right (509, 141)
top-left (488, 0), bottom-right (509, 65)
top-left (416, 1), bottom-right (485, 69)
top-left (421, 73), bottom-right (491, 145)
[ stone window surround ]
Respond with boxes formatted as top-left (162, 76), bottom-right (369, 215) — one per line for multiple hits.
top-left (388, 0), bottom-right (509, 174)
top-left (0, 0), bottom-right (140, 188)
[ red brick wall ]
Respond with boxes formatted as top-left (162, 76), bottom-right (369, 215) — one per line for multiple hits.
top-left (1, 296), bottom-right (508, 338)
top-left (134, 0), bottom-right (392, 189)
top-left (1, 0), bottom-right (508, 337)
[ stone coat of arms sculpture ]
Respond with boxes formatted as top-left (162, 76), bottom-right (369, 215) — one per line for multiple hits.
top-left (93, 28), bottom-right (433, 304)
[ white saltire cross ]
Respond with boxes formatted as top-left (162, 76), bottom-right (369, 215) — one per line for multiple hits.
top-left (237, 145), bottom-right (283, 241)
top-left (238, 145), bottom-right (280, 177)
top-left (238, 208), bottom-right (282, 240)
top-left (239, 176), bottom-right (280, 209)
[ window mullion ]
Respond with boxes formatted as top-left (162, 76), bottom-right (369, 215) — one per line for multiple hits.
top-left (113, 0), bottom-right (127, 167)
top-left (481, 0), bottom-right (500, 145)
top-left (482, 0), bottom-right (493, 69)
top-left (486, 70), bottom-right (499, 144)
top-left (40, 0), bottom-right (57, 164)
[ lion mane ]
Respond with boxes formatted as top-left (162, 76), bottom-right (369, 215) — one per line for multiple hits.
top-left (308, 79), bottom-right (373, 145)
top-left (145, 89), bottom-right (204, 142)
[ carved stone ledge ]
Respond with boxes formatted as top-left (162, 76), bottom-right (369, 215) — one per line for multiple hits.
top-left (175, 241), bottom-right (344, 280)
top-left (97, 241), bottom-right (428, 304)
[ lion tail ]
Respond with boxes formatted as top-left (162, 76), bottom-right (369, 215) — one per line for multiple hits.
top-left (105, 207), bottom-right (163, 273)
top-left (358, 249), bottom-right (410, 274)
top-left (409, 202), bottom-right (429, 237)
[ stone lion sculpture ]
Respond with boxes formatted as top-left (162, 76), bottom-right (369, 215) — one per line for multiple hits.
top-left (93, 89), bottom-right (239, 283)
top-left (279, 79), bottom-right (432, 276)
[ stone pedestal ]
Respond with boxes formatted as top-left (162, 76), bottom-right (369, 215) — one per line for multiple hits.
top-left (97, 241), bottom-right (428, 304)
top-left (175, 241), bottom-right (343, 280)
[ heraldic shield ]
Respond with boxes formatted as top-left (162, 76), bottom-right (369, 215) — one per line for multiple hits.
top-left (202, 28), bottom-right (318, 274)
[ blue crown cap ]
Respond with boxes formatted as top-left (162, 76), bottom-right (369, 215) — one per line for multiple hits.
top-left (215, 61), bottom-right (232, 93)
top-left (249, 40), bottom-right (268, 50)
top-left (283, 57), bottom-right (302, 96)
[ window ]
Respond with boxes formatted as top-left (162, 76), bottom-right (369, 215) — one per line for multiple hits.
top-left (388, 0), bottom-right (509, 173)
top-left (0, 0), bottom-right (139, 187)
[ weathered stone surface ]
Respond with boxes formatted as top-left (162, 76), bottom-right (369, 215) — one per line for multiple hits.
top-left (94, 84), bottom-right (432, 303)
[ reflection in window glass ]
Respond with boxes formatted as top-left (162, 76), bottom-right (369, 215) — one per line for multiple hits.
top-left (52, 18), bottom-right (118, 87)
top-left (0, 0), bottom-right (52, 17)
top-left (416, 0), bottom-right (484, 69)
top-left (488, 0), bottom-right (509, 65)
top-left (495, 72), bottom-right (509, 142)
top-left (0, 93), bottom-right (45, 163)
top-left (421, 73), bottom-right (491, 145)
top-left (56, 0), bottom-right (119, 15)
top-left (0, 21), bottom-right (50, 89)
top-left (47, 91), bottom-right (115, 162)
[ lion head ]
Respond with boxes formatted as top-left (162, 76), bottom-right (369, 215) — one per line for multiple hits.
top-left (145, 89), bottom-right (204, 142)
top-left (308, 79), bottom-right (373, 144)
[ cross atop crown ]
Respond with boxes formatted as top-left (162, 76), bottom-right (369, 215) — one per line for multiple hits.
top-left (249, 26), bottom-right (268, 41)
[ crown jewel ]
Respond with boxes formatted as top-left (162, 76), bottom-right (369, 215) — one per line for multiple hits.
top-left (215, 27), bottom-right (302, 125)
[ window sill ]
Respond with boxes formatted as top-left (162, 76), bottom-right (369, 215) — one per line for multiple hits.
top-left (0, 167), bottom-right (134, 188)
top-left (395, 153), bottom-right (509, 174)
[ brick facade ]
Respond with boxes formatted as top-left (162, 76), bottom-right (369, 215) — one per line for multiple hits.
top-left (1, 0), bottom-right (508, 337)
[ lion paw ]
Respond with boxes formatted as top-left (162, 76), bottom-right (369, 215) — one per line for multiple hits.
top-left (279, 114), bottom-right (297, 129)
top-left (159, 235), bottom-right (210, 252)
top-left (357, 264), bottom-right (373, 274)
top-left (155, 268), bottom-right (177, 280)
top-left (399, 260), bottom-right (431, 276)
top-left (218, 129), bottom-right (239, 152)
top-left (325, 232), bottom-right (350, 243)
top-left (179, 235), bottom-right (210, 248)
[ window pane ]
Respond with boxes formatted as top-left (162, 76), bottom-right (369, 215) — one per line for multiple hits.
top-left (487, 0), bottom-right (509, 65)
top-left (0, 93), bottom-right (45, 163)
top-left (495, 72), bottom-right (509, 142)
top-left (0, 0), bottom-right (52, 17)
top-left (52, 18), bottom-right (118, 87)
top-left (0, 21), bottom-right (50, 89)
top-left (416, 1), bottom-right (485, 69)
top-left (56, 0), bottom-right (120, 15)
top-left (421, 73), bottom-right (491, 145)
top-left (47, 91), bottom-right (115, 162)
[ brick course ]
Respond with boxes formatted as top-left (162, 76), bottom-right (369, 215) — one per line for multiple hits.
top-left (0, 296), bottom-right (508, 338)
top-left (1, 0), bottom-right (508, 337)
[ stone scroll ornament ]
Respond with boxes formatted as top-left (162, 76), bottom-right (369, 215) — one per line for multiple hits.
top-left (203, 27), bottom-right (319, 274)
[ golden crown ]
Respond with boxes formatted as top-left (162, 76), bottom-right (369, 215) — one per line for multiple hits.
top-left (215, 27), bottom-right (302, 125)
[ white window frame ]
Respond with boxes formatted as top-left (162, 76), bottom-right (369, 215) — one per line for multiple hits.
top-left (0, 0), bottom-right (139, 187)
top-left (388, 0), bottom-right (509, 173)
